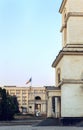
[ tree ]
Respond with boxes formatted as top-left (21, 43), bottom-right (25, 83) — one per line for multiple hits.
top-left (0, 87), bottom-right (19, 120)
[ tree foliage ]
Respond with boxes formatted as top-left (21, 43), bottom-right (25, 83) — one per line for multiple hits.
top-left (0, 88), bottom-right (19, 120)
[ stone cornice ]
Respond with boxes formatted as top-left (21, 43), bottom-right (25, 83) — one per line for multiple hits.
top-left (60, 12), bottom-right (83, 32)
top-left (57, 79), bottom-right (83, 88)
top-left (47, 89), bottom-right (61, 97)
top-left (59, 0), bottom-right (67, 13)
top-left (66, 12), bottom-right (83, 22)
top-left (52, 50), bottom-right (63, 68)
top-left (52, 49), bottom-right (83, 68)
top-left (66, 44), bottom-right (83, 48)
top-left (47, 89), bottom-right (60, 92)
top-left (61, 79), bottom-right (83, 85)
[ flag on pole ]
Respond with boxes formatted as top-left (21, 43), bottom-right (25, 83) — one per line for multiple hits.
top-left (26, 77), bottom-right (32, 84)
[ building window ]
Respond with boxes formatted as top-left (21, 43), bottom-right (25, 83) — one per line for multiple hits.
top-left (62, 8), bottom-right (67, 46)
top-left (22, 102), bottom-right (27, 105)
top-left (57, 68), bottom-right (61, 85)
top-left (29, 106), bottom-right (32, 109)
top-left (63, 8), bottom-right (67, 23)
top-left (16, 90), bottom-right (20, 94)
top-left (22, 90), bottom-right (26, 94)
top-left (35, 96), bottom-right (41, 100)
top-left (58, 73), bottom-right (60, 83)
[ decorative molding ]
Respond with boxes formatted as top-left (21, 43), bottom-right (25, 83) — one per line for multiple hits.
top-left (66, 12), bottom-right (83, 22)
top-left (66, 44), bottom-right (83, 48)
top-left (60, 12), bottom-right (83, 32)
top-left (59, 0), bottom-right (67, 13)
top-left (57, 79), bottom-right (83, 87)
top-left (52, 50), bottom-right (63, 68)
top-left (62, 79), bottom-right (83, 85)
top-left (52, 49), bottom-right (83, 68)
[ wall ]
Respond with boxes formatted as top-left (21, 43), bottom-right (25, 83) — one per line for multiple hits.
top-left (67, 17), bottom-right (83, 44)
top-left (55, 55), bottom-right (83, 84)
top-left (61, 55), bottom-right (83, 79)
top-left (68, 0), bottom-right (83, 12)
top-left (61, 84), bottom-right (83, 117)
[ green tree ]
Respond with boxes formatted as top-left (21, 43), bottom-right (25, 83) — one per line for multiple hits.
top-left (0, 87), bottom-right (19, 120)
top-left (7, 95), bottom-right (19, 119)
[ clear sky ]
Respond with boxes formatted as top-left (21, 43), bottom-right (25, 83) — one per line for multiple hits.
top-left (0, 0), bottom-right (62, 87)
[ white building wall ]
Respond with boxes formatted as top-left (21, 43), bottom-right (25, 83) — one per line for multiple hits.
top-left (56, 0), bottom-right (83, 118)
top-left (62, 55), bottom-right (83, 79)
top-left (55, 55), bottom-right (83, 81)
top-left (68, 0), bottom-right (83, 12)
top-left (55, 54), bottom-right (83, 117)
top-left (61, 84), bottom-right (83, 117)
top-left (67, 17), bottom-right (83, 44)
top-left (55, 59), bottom-right (64, 86)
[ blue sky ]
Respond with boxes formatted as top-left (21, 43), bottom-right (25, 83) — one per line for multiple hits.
top-left (0, 0), bottom-right (62, 87)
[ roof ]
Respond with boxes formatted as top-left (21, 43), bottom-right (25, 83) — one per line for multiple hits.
top-left (4, 86), bottom-right (16, 87)
top-left (45, 86), bottom-right (60, 90)
top-left (52, 45), bottom-right (83, 68)
top-left (59, 0), bottom-right (67, 13)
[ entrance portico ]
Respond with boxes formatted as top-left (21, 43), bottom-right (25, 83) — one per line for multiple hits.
top-left (46, 86), bottom-right (61, 118)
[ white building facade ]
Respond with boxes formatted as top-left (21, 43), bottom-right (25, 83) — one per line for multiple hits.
top-left (51, 0), bottom-right (83, 122)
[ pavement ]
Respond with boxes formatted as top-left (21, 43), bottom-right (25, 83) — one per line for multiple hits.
top-left (0, 126), bottom-right (82, 130)
top-left (0, 116), bottom-right (83, 127)
top-left (0, 119), bottom-right (42, 126)
top-left (0, 117), bottom-right (62, 127)
top-left (35, 117), bottom-right (61, 126)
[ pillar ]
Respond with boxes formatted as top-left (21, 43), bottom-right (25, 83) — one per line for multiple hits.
top-left (47, 96), bottom-right (52, 117)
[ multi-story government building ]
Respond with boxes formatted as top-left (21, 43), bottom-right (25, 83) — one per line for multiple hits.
top-left (3, 86), bottom-right (47, 116)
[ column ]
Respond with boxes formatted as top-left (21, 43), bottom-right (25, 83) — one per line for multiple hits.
top-left (47, 96), bottom-right (52, 117)
top-left (55, 97), bottom-right (61, 118)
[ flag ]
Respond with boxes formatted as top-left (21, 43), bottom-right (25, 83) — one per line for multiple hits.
top-left (26, 77), bottom-right (32, 84)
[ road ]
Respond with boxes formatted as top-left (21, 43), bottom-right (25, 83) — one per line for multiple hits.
top-left (0, 126), bottom-right (82, 130)
top-left (0, 119), bottom-right (42, 126)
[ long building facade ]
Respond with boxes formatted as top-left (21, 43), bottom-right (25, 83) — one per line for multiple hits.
top-left (4, 86), bottom-right (47, 116)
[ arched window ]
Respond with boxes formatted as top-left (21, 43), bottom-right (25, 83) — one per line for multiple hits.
top-left (35, 96), bottom-right (41, 100)
top-left (64, 8), bottom-right (67, 23)
top-left (56, 68), bottom-right (61, 85)
top-left (58, 73), bottom-right (60, 83)
top-left (63, 8), bottom-right (67, 46)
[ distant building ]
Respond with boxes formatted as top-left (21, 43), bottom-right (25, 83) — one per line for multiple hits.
top-left (4, 86), bottom-right (47, 116)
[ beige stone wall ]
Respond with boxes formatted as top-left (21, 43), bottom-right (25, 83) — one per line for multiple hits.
top-left (60, 0), bottom-right (83, 47)
top-left (67, 17), bottom-right (83, 44)
top-left (54, 53), bottom-right (83, 117)
top-left (55, 55), bottom-right (83, 86)
top-left (61, 84), bottom-right (83, 117)
top-left (67, 0), bottom-right (83, 12)
top-left (60, 0), bottom-right (83, 14)
top-left (52, 0), bottom-right (83, 118)
top-left (61, 55), bottom-right (83, 79)
top-left (28, 87), bottom-right (47, 114)
top-left (55, 59), bottom-right (63, 86)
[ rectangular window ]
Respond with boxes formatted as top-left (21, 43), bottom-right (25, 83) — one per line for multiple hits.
top-left (58, 73), bottom-right (60, 83)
